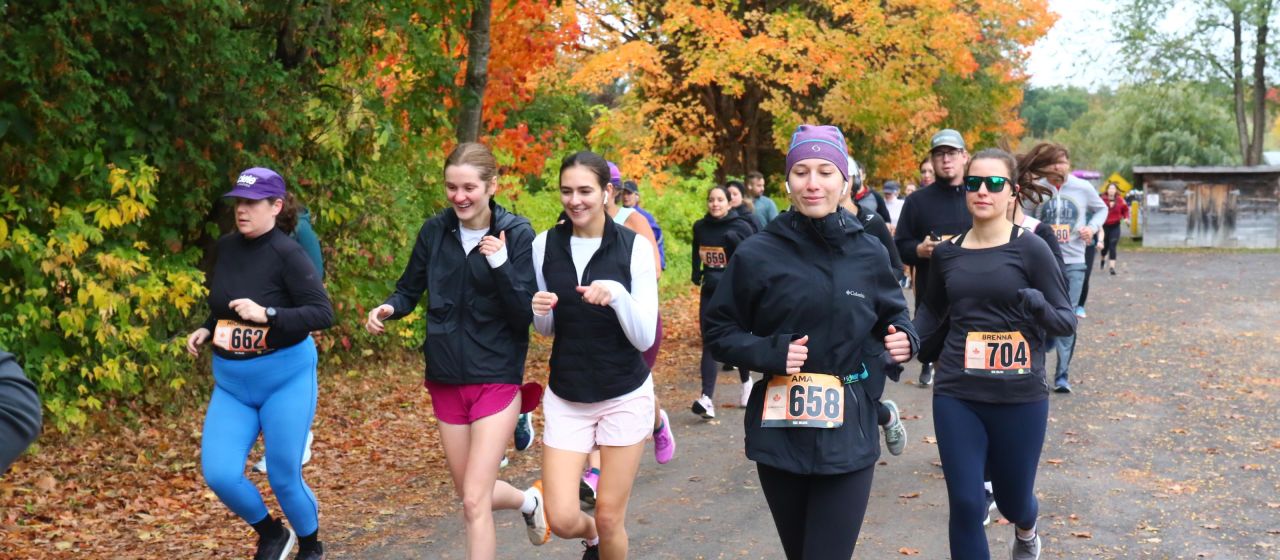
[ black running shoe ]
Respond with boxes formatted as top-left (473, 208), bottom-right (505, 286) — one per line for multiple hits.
top-left (918, 363), bottom-right (934, 388)
top-left (581, 541), bottom-right (601, 560)
top-left (294, 542), bottom-right (324, 560)
top-left (254, 519), bottom-right (296, 560)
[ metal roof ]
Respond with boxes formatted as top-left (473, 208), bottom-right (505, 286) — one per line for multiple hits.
top-left (1133, 166), bottom-right (1280, 175)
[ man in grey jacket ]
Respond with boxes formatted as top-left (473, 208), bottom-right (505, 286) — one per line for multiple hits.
top-left (1024, 146), bottom-right (1106, 393)
top-left (0, 350), bottom-right (42, 474)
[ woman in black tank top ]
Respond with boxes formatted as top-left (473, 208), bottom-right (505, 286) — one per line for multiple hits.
top-left (915, 149), bottom-right (1076, 560)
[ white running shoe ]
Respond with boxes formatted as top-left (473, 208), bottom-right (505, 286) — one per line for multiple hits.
top-left (253, 430), bottom-right (314, 474)
top-left (740, 377), bottom-right (754, 408)
top-left (691, 394), bottom-right (715, 419)
top-left (524, 481), bottom-right (550, 545)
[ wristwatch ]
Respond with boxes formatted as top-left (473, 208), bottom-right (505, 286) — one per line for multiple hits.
top-left (265, 307), bottom-right (277, 325)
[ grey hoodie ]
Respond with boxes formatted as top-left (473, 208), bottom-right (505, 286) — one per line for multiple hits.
top-left (1026, 175), bottom-right (1106, 265)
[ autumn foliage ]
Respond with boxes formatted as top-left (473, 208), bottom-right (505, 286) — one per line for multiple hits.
top-left (569, 0), bottom-right (1054, 182)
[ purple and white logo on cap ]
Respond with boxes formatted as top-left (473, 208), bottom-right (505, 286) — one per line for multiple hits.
top-left (223, 167), bottom-right (286, 200)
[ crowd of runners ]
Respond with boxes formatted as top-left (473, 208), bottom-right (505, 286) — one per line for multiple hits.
top-left (187, 120), bottom-right (1122, 559)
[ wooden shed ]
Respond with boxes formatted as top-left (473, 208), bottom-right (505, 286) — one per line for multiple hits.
top-left (1133, 166), bottom-right (1280, 249)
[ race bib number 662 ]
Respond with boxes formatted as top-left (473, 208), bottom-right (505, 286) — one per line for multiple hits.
top-left (761, 374), bottom-right (843, 429)
top-left (213, 319), bottom-right (270, 354)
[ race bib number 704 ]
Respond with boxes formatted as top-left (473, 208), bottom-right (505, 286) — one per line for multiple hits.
top-left (761, 374), bottom-right (843, 429)
top-left (964, 331), bottom-right (1030, 375)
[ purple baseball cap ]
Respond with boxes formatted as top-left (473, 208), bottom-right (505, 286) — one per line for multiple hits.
top-left (786, 125), bottom-right (850, 180)
top-left (223, 167), bottom-right (286, 200)
top-left (607, 161), bottom-right (622, 188)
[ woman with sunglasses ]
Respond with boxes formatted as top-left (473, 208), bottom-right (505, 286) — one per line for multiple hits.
top-left (914, 148), bottom-right (1076, 560)
top-left (704, 125), bottom-right (916, 559)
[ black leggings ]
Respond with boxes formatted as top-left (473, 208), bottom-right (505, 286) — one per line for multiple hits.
top-left (699, 289), bottom-right (749, 397)
top-left (757, 463), bottom-right (875, 560)
top-left (1102, 223), bottom-right (1121, 262)
top-left (934, 395), bottom-right (1047, 559)
top-left (1079, 243), bottom-right (1096, 307)
top-left (699, 350), bottom-right (749, 397)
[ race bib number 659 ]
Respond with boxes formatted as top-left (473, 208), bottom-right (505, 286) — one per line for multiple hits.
top-left (761, 374), bottom-right (843, 429)
top-left (699, 246), bottom-right (727, 269)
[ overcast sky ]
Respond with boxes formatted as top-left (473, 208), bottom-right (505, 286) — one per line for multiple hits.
top-left (1025, 0), bottom-right (1122, 90)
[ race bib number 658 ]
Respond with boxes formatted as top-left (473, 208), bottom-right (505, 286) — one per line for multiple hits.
top-left (761, 374), bottom-right (843, 429)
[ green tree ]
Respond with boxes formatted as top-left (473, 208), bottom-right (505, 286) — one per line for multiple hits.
top-left (1020, 86), bottom-right (1093, 138)
top-left (1115, 0), bottom-right (1277, 165)
top-left (1053, 83), bottom-right (1237, 178)
top-left (0, 1), bottom-right (465, 429)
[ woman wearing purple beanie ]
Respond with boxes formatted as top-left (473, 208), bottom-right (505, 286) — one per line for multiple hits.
top-left (703, 125), bottom-right (917, 559)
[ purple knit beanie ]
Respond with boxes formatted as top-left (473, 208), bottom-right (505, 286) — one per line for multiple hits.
top-left (607, 161), bottom-right (622, 188)
top-left (786, 125), bottom-right (850, 180)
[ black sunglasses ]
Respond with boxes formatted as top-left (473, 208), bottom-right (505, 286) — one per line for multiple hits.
top-left (963, 175), bottom-right (1011, 193)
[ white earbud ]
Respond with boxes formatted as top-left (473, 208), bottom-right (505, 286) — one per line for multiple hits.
top-left (785, 181), bottom-right (792, 194)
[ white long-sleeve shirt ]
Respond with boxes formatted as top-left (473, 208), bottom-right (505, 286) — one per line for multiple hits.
top-left (531, 230), bottom-right (658, 352)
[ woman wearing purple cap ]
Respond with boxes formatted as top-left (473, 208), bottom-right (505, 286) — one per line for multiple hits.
top-left (703, 125), bottom-right (917, 559)
top-left (186, 167), bottom-right (333, 560)
top-left (363, 142), bottom-right (544, 560)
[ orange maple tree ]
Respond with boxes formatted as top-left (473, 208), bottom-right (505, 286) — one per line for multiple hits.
top-left (569, 0), bottom-right (1055, 183)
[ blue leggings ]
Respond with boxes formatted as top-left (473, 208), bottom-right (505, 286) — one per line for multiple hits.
top-left (933, 395), bottom-right (1048, 560)
top-left (202, 338), bottom-right (319, 536)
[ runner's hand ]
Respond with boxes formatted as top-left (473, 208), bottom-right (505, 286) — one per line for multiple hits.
top-left (478, 231), bottom-right (506, 257)
top-left (916, 237), bottom-right (940, 259)
top-left (884, 325), bottom-right (912, 363)
top-left (1079, 226), bottom-right (1095, 244)
top-left (228, 298), bottom-right (268, 323)
top-left (365, 304), bottom-right (394, 335)
top-left (576, 282), bottom-right (613, 307)
top-left (785, 335), bottom-right (809, 374)
top-left (532, 291), bottom-right (558, 316)
top-left (186, 328), bottom-right (210, 356)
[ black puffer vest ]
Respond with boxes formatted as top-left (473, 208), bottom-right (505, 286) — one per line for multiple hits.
top-left (543, 218), bottom-right (649, 403)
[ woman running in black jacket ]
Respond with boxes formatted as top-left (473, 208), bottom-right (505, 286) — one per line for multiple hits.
top-left (704, 125), bottom-right (916, 560)
top-left (914, 148), bottom-right (1076, 560)
top-left (186, 168), bottom-right (333, 560)
top-left (690, 186), bottom-right (756, 418)
top-left (364, 143), bottom-right (543, 560)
